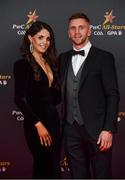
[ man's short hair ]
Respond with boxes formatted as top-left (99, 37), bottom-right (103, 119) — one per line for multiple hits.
top-left (68, 12), bottom-right (90, 24)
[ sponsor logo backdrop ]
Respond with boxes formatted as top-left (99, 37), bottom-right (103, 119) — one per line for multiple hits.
top-left (0, 0), bottom-right (125, 178)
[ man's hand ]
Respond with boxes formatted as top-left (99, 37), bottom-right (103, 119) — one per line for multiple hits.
top-left (97, 130), bottom-right (113, 151)
top-left (35, 121), bottom-right (52, 147)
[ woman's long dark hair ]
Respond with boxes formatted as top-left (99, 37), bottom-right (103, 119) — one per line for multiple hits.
top-left (20, 21), bottom-right (59, 87)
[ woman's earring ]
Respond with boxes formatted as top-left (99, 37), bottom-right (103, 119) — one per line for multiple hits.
top-left (30, 42), bottom-right (33, 53)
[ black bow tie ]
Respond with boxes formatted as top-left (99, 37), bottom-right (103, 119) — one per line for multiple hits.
top-left (71, 49), bottom-right (85, 56)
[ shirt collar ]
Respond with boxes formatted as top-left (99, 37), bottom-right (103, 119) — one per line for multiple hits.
top-left (73, 41), bottom-right (92, 56)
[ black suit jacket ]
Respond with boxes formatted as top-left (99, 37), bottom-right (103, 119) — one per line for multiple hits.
top-left (59, 46), bottom-right (120, 139)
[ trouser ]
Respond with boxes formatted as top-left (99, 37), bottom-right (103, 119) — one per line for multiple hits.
top-left (63, 121), bottom-right (112, 179)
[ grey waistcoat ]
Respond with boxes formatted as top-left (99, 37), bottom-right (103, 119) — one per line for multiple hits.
top-left (66, 60), bottom-right (85, 125)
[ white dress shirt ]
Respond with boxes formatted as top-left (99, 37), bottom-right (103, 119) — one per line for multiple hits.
top-left (72, 41), bottom-right (92, 76)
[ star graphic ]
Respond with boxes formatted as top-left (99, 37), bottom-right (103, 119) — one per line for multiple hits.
top-left (26, 10), bottom-right (38, 25)
top-left (103, 10), bottom-right (115, 25)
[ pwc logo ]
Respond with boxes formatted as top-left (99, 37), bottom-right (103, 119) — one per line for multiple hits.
top-left (12, 10), bottom-right (39, 35)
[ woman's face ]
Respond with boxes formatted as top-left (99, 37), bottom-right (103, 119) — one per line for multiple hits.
top-left (28, 28), bottom-right (51, 54)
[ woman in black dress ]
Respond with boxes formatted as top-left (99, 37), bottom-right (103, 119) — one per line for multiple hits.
top-left (13, 21), bottom-right (61, 179)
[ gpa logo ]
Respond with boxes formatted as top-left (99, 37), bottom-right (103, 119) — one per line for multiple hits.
top-left (12, 10), bottom-right (39, 35)
top-left (91, 10), bottom-right (125, 36)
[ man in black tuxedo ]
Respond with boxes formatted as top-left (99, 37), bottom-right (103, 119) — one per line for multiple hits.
top-left (59, 12), bottom-right (119, 178)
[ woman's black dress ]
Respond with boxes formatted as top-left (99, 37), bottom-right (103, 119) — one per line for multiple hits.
top-left (13, 59), bottom-right (61, 179)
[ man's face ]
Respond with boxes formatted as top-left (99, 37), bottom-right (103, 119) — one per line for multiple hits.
top-left (68, 18), bottom-right (91, 49)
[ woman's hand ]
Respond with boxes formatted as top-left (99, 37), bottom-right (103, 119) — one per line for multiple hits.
top-left (35, 121), bottom-right (52, 147)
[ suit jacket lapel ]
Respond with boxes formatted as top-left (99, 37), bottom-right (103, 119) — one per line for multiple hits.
top-left (61, 51), bottom-right (72, 97)
top-left (79, 46), bottom-right (97, 89)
